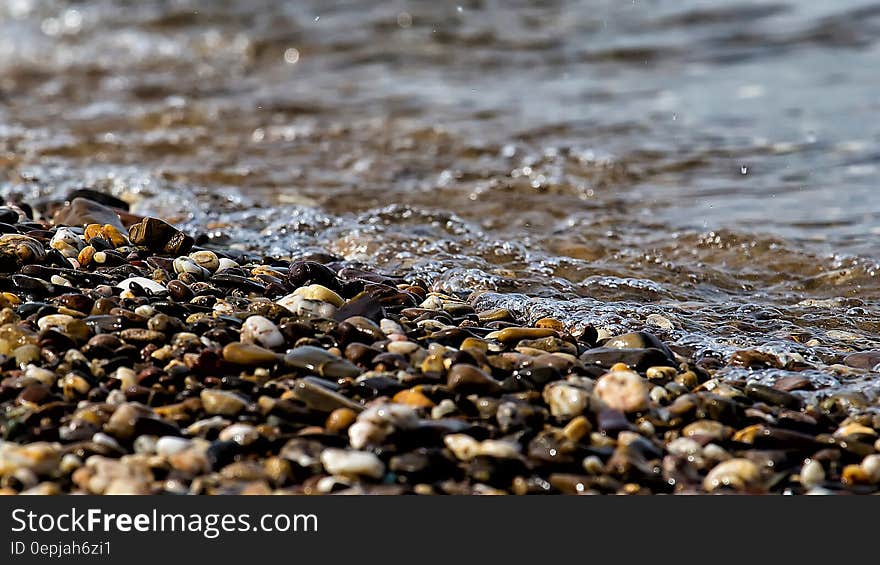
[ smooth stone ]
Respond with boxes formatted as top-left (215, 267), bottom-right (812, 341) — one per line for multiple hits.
top-left (290, 379), bottom-right (363, 413)
top-left (844, 351), bottom-right (880, 371)
top-left (800, 460), bottom-right (825, 489)
top-left (240, 315), bottom-right (285, 349)
top-left (116, 277), bottom-right (166, 294)
top-left (444, 434), bottom-right (481, 461)
top-left (103, 403), bottom-right (155, 440)
top-left (594, 365), bottom-right (650, 413)
top-left (485, 327), bottom-right (557, 343)
top-left (321, 449), bottom-right (384, 479)
top-left (118, 328), bottom-right (166, 343)
top-left (446, 363), bottom-right (502, 395)
top-left (542, 382), bottom-right (590, 420)
top-left (222, 342), bottom-right (281, 365)
top-left (293, 284), bottom-right (345, 307)
top-left (348, 404), bottom-right (419, 449)
top-left (218, 423), bottom-right (260, 446)
top-left (277, 294), bottom-right (337, 318)
top-left (392, 389), bottom-right (435, 408)
top-left (605, 331), bottom-right (674, 356)
top-left (284, 346), bottom-right (362, 378)
top-left (326, 408), bottom-right (358, 433)
top-left (862, 454), bottom-right (880, 484)
top-left (0, 441), bottom-right (62, 477)
top-left (200, 389), bottom-right (248, 416)
top-left (682, 420), bottom-right (732, 442)
top-left (36, 314), bottom-right (90, 343)
top-left (53, 197), bottom-right (125, 230)
top-left (189, 250), bottom-right (220, 272)
top-left (703, 458), bottom-right (762, 492)
top-left (580, 347), bottom-right (675, 370)
top-left (128, 217), bottom-right (194, 255)
top-left (156, 436), bottom-right (193, 458)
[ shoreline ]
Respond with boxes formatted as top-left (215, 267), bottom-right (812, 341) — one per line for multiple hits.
top-left (0, 192), bottom-right (878, 495)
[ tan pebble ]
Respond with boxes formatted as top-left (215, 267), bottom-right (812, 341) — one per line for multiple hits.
top-left (222, 342), bottom-right (280, 365)
top-left (535, 317), bottom-right (566, 331)
top-left (682, 420), bottom-right (731, 442)
top-left (326, 408), bottom-right (357, 433)
top-left (800, 460), bottom-right (825, 489)
top-left (834, 423), bottom-right (877, 439)
top-left (387, 340), bottom-right (419, 355)
top-left (460, 337), bottom-right (489, 353)
top-left (674, 371), bottom-right (699, 389)
top-left (562, 415), bottom-right (591, 442)
top-left (703, 458), bottom-right (762, 492)
top-left (74, 246), bottom-right (93, 267)
top-left (485, 327), bottom-right (557, 343)
top-left (292, 284), bottom-right (345, 307)
top-left (200, 389), bottom-right (248, 416)
top-left (646, 366), bottom-right (677, 382)
top-left (392, 389), bottom-right (435, 409)
top-left (444, 434), bottom-right (481, 461)
top-left (594, 367), bottom-right (650, 413)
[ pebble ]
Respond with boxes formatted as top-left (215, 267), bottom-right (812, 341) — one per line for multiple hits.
top-left (542, 382), bottom-right (590, 420)
top-left (485, 327), bottom-right (557, 343)
top-left (277, 294), bottom-right (338, 318)
top-left (326, 408), bottom-right (358, 433)
top-left (219, 423), bottom-right (260, 446)
top-left (200, 389), bottom-right (249, 416)
top-left (703, 458), bottom-right (762, 492)
top-left (222, 342), bottom-right (281, 365)
top-left (240, 315), bottom-right (285, 349)
top-left (446, 363), bottom-right (502, 395)
top-left (0, 442), bottom-right (62, 477)
top-left (156, 436), bottom-right (193, 457)
top-left (349, 404), bottom-right (418, 449)
top-left (117, 276), bottom-right (166, 294)
top-left (321, 448), bottom-right (385, 479)
top-left (800, 460), bottom-right (825, 489)
top-left (293, 284), bottom-right (345, 307)
top-left (594, 364), bottom-right (650, 413)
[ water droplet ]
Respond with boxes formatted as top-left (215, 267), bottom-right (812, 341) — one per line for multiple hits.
top-left (283, 47), bottom-right (300, 64)
top-left (314, 16), bottom-right (320, 22)
top-left (457, 6), bottom-right (463, 13)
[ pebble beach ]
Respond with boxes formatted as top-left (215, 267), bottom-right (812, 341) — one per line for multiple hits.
top-left (3, 1), bottom-right (880, 495)
top-left (0, 192), bottom-right (878, 495)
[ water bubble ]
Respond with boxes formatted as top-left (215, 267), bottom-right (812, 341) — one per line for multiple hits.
top-left (740, 165), bottom-right (748, 175)
top-left (62, 9), bottom-right (82, 33)
top-left (457, 6), bottom-right (463, 13)
top-left (284, 47), bottom-right (300, 64)
top-left (397, 12), bottom-right (412, 28)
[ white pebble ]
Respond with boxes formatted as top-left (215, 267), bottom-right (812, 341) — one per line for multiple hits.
top-left (800, 459), bottom-right (825, 489)
top-left (218, 423), bottom-right (260, 446)
top-left (320, 448), bottom-right (385, 479)
top-left (156, 436), bottom-right (193, 458)
top-left (240, 315), bottom-right (284, 349)
top-left (216, 258), bottom-right (239, 271)
top-left (117, 277), bottom-right (166, 294)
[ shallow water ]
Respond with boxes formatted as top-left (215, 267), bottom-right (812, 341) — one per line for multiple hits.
top-left (2, 0), bottom-right (880, 400)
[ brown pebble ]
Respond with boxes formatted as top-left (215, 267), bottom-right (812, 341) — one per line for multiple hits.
top-left (326, 408), bottom-right (358, 433)
top-left (447, 363), bottom-right (502, 395)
